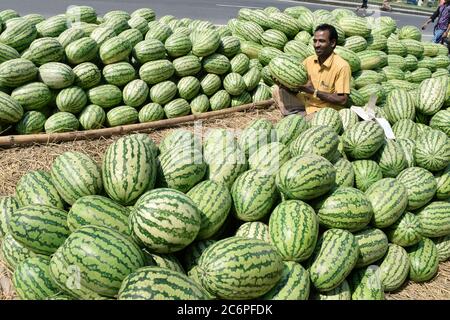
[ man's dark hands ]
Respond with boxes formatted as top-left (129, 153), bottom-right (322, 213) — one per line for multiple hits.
top-left (298, 83), bottom-right (315, 95)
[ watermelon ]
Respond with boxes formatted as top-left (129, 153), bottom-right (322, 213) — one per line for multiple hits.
top-left (190, 94), bottom-right (210, 114)
top-left (436, 164), bottom-right (450, 200)
top-left (386, 211), bottom-right (422, 247)
top-left (397, 167), bottom-right (437, 210)
top-left (433, 235), bottom-right (450, 262)
top-left (235, 222), bottom-right (271, 243)
top-left (430, 109), bottom-right (450, 136)
top-left (248, 142), bottom-right (290, 176)
top-left (339, 109), bottom-right (359, 131)
top-left (379, 244), bottom-right (410, 291)
top-left (0, 58), bottom-right (37, 88)
top-left (56, 86), bottom-right (87, 113)
top-left (342, 121), bottom-right (385, 159)
top-left (140, 60), bottom-right (175, 84)
top-left (217, 36), bottom-right (241, 58)
top-left (191, 28), bottom-right (220, 57)
top-left (66, 5), bottom-right (97, 23)
top-left (310, 108), bottom-right (343, 134)
top-left (177, 76), bottom-right (201, 100)
top-left (312, 280), bottom-right (351, 300)
top-left (353, 228), bottom-right (388, 268)
top-left (384, 89), bottom-right (415, 123)
top-left (0, 91), bottom-right (24, 124)
top-left (416, 201), bottom-right (450, 238)
top-left (0, 19), bottom-right (37, 52)
top-left (90, 26), bottom-right (116, 46)
top-left (290, 125), bottom-right (339, 162)
top-left (145, 21), bottom-right (173, 43)
top-left (274, 114), bottom-right (308, 146)
top-left (25, 37), bottom-right (64, 66)
top-left (408, 238), bottom-right (439, 282)
top-left (44, 112), bottom-right (80, 133)
top-left (1, 233), bottom-right (37, 271)
top-left (0, 196), bottom-right (18, 237)
top-left (0, 43), bottom-right (20, 64)
top-left (99, 36), bottom-right (132, 65)
top-left (223, 72), bottom-right (247, 96)
top-left (73, 62), bottom-right (101, 90)
top-left (65, 37), bottom-right (98, 65)
top-left (87, 84), bottom-right (122, 108)
top-left (130, 188), bottom-right (201, 253)
top-left (349, 266), bottom-right (384, 300)
top-left (123, 79), bottom-right (149, 108)
top-left (102, 62), bottom-right (136, 87)
top-left (416, 76), bottom-right (448, 115)
top-left (261, 29), bottom-right (288, 50)
top-left (269, 55), bottom-right (308, 89)
top-left (374, 140), bottom-right (407, 178)
top-left (202, 53), bottom-right (230, 75)
top-left (415, 129), bottom-right (450, 172)
top-left (139, 103), bottom-right (165, 123)
top-left (164, 98), bottom-right (191, 118)
top-left (352, 160), bottom-right (383, 192)
top-left (38, 62), bottom-right (75, 90)
top-left (132, 39), bottom-right (166, 64)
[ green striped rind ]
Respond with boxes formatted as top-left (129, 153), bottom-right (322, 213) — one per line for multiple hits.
top-left (258, 47), bottom-right (283, 67)
top-left (190, 94), bottom-right (210, 114)
top-left (159, 129), bottom-right (201, 154)
top-left (334, 158), bottom-right (355, 188)
top-left (267, 12), bottom-right (299, 38)
top-left (0, 91), bottom-right (24, 124)
top-left (132, 39), bottom-right (166, 64)
top-left (338, 16), bottom-right (371, 37)
top-left (146, 252), bottom-right (185, 274)
top-left (56, 86), bottom-right (87, 113)
top-left (50, 224), bottom-right (146, 297)
top-left (15, 170), bottom-right (64, 209)
top-left (407, 238), bottom-right (439, 282)
top-left (119, 28), bottom-right (143, 47)
top-left (276, 154), bottom-right (336, 201)
top-left (365, 178), bottom-right (407, 228)
top-left (310, 108), bottom-right (343, 134)
top-left (260, 29), bottom-right (288, 50)
top-left (416, 201), bottom-right (450, 238)
top-left (397, 167), bottom-right (437, 210)
top-left (308, 229), bottom-right (359, 292)
top-left (436, 164), bottom-right (450, 200)
top-left (178, 76), bottom-right (201, 100)
top-left (0, 43), bottom-right (20, 64)
top-left (274, 114), bottom-right (308, 146)
top-left (342, 121), bottom-right (385, 160)
top-left (67, 195), bottom-right (129, 234)
top-left (0, 19), bottom-right (37, 52)
top-left (237, 119), bottom-right (275, 158)
top-left (312, 280), bottom-right (351, 300)
top-left (374, 140), bottom-right (407, 178)
top-left (379, 244), bottom-right (410, 291)
top-left (269, 200), bottom-right (318, 262)
top-left (334, 46), bottom-right (361, 73)
top-left (430, 109), bottom-right (450, 136)
top-left (400, 39), bottom-right (424, 58)
top-left (406, 68), bottom-right (432, 83)
top-left (102, 62), bottom-right (136, 87)
top-left (66, 5), bottom-right (97, 23)
top-left (38, 62), bottom-right (75, 89)
top-left (235, 222), bottom-right (271, 243)
top-left (384, 89), bottom-right (415, 124)
top-left (217, 36), bottom-right (241, 58)
top-left (157, 146), bottom-right (206, 192)
top-left (230, 53), bottom-right (250, 75)
top-left (354, 228), bottom-right (388, 268)
top-left (102, 135), bottom-right (156, 205)
top-left (11, 82), bottom-right (51, 111)
top-left (234, 20), bottom-right (264, 43)
top-left (73, 62), bottom-right (101, 90)
top-left (149, 81), bottom-right (177, 105)
top-left (344, 35), bottom-right (368, 53)
top-left (197, 237), bottom-right (284, 299)
top-left (210, 90), bottom-right (231, 111)
top-left (229, 90), bottom-right (249, 106)
top-left (106, 106), bottom-right (139, 127)
top-left (353, 70), bottom-right (382, 89)
top-left (248, 142), bottom-right (291, 176)
top-left (50, 151), bottom-right (102, 205)
top-left (1, 234), bottom-right (36, 270)
top-left (25, 37), bottom-right (64, 66)
top-left (352, 160), bottom-right (383, 192)
top-left (186, 180), bottom-right (231, 240)
top-left (164, 33), bottom-right (192, 58)
top-left (181, 240), bottom-right (216, 272)
top-left (243, 67), bottom-right (261, 91)
top-left (290, 125), bottom-right (339, 162)
top-left (0, 196), bottom-right (18, 237)
top-left (392, 119), bottom-right (417, 140)
top-left (261, 262), bottom-right (310, 300)
top-left (139, 103), bottom-right (164, 122)
top-left (223, 72), bottom-right (246, 96)
top-left (140, 59), bottom-right (175, 84)
top-left (387, 54), bottom-right (406, 70)
top-left (386, 212), bottom-right (422, 247)
top-left (36, 15), bottom-right (68, 38)
top-left (231, 170), bottom-right (278, 222)
top-left (9, 204), bottom-right (70, 255)
top-left (12, 256), bottom-right (60, 300)
top-left (434, 55), bottom-right (450, 69)
top-left (202, 53), bottom-right (231, 75)
top-left (349, 266), bottom-right (384, 300)
top-left (118, 266), bottom-right (208, 300)
top-left (316, 187), bottom-right (373, 232)
top-left (89, 26), bottom-right (116, 46)
top-left (433, 235), bottom-right (450, 262)
top-left (200, 74), bottom-right (222, 96)
top-left (191, 28), bottom-right (220, 57)
top-left (145, 21), bottom-right (172, 43)
top-left (99, 36), bottom-right (132, 64)
top-left (268, 55), bottom-right (308, 89)
top-left (356, 50), bottom-right (386, 71)
top-left (130, 188), bottom-right (201, 253)
top-left (366, 34), bottom-right (387, 51)
top-left (0, 58), bottom-right (37, 88)
top-left (206, 146), bottom-right (248, 189)
top-left (123, 79), bottom-right (149, 108)
top-left (415, 130), bottom-right (450, 172)
top-left (44, 112), bottom-right (80, 133)
top-left (416, 76), bottom-right (448, 115)
top-left (65, 37), bottom-right (98, 65)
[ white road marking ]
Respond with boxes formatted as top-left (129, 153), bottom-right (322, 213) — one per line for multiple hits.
top-left (216, 4), bottom-right (263, 9)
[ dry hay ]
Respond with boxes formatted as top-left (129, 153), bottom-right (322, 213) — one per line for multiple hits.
top-left (0, 106), bottom-right (449, 300)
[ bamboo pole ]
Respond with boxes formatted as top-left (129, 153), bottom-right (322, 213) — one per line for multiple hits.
top-left (0, 99), bottom-right (274, 147)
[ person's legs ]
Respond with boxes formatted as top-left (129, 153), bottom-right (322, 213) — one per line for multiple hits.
top-left (433, 28), bottom-right (446, 43)
top-left (272, 85), bottom-right (305, 116)
top-left (362, 0), bottom-right (368, 8)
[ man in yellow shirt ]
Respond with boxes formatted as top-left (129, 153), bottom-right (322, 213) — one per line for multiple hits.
top-left (272, 24), bottom-right (351, 116)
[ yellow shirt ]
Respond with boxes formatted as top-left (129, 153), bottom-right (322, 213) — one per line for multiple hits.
top-left (299, 52), bottom-right (351, 114)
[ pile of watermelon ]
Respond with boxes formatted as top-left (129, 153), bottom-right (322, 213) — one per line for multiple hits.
top-left (0, 6), bottom-right (272, 136)
top-left (0, 98), bottom-right (449, 300)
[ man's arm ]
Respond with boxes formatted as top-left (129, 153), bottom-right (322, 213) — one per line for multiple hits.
top-left (422, 7), bottom-right (440, 29)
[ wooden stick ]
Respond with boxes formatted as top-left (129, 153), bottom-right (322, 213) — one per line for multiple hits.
top-left (0, 99), bottom-right (274, 147)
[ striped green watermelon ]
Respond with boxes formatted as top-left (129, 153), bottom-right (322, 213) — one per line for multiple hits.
top-left (103, 10), bottom-right (130, 21)
top-left (1, 233), bottom-right (37, 271)
top-left (248, 142), bottom-right (290, 176)
top-left (354, 70), bottom-right (383, 89)
top-left (65, 37), bottom-right (98, 65)
top-left (267, 12), bottom-right (300, 38)
top-left (397, 167), bottom-right (437, 210)
top-left (334, 46), bottom-right (361, 73)
top-left (49, 224), bottom-right (145, 298)
top-left (235, 222), bottom-right (270, 243)
top-left (430, 109), bottom-right (450, 136)
top-left (392, 119), bottom-right (417, 140)
top-left (433, 235), bottom-right (450, 262)
top-left (145, 251), bottom-right (185, 274)
top-left (234, 20), bottom-right (264, 43)
top-left (243, 67), bottom-right (261, 91)
top-left (103, 16), bottom-right (130, 35)
top-left (132, 39), bottom-right (166, 64)
top-left (181, 240), bottom-right (216, 272)
top-left (384, 89), bottom-right (415, 123)
top-left (290, 125), bottom-right (339, 162)
top-left (386, 211), bottom-right (422, 247)
top-left (0, 19), bottom-right (37, 52)
top-left (260, 29), bottom-right (288, 50)
top-left (191, 28), bottom-right (220, 57)
top-left (352, 160), bottom-right (383, 192)
top-left (177, 76), bottom-right (201, 100)
top-left (316, 187), bottom-right (373, 232)
top-left (99, 36), bottom-right (132, 65)
top-left (202, 53), bottom-right (230, 75)
top-left (342, 121), bottom-right (385, 160)
top-left (12, 256), bottom-right (60, 300)
top-left (0, 196), bottom-right (18, 237)
top-left (268, 55), bottom-right (308, 89)
top-left (416, 76), bottom-right (448, 115)
top-left (0, 43), bottom-right (20, 64)
top-left (416, 201), bottom-right (450, 238)
top-left (230, 53), bottom-right (250, 75)
top-left (223, 72), bottom-right (247, 96)
top-left (102, 62), bottom-right (136, 87)
top-left (261, 261), bottom-right (310, 300)
top-left (200, 74), bottom-right (222, 97)
top-left (354, 228), bottom-right (388, 268)
top-left (0, 58), bottom-right (37, 88)
top-left (344, 35), bottom-right (367, 53)
top-left (73, 62), bottom-right (101, 90)
top-left (118, 266), bottom-right (208, 300)
top-left (24, 37), bottom-right (64, 66)
top-left (87, 84), bottom-right (122, 108)
top-left (89, 26), bottom-right (116, 46)
top-left (406, 67), bottom-right (432, 83)
top-left (9, 204), bottom-right (70, 255)
top-left (274, 114), bottom-right (308, 146)
top-left (415, 129), bottom-right (450, 172)
top-left (435, 164), bottom-right (450, 200)
top-left (38, 62), bottom-right (75, 90)
top-left (164, 98), bottom-right (191, 118)
top-left (308, 228), bottom-right (359, 292)
top-left (238, 119), bottom-right (275, 158)
top-left (258, 46), bottom-right (283, 66)
top-left (119, 28), bottom-right (144, 48)
top-left (165, 33), bottom-right (192, 58)
top-left (128, 15), bottom-right (149, 35)
top-left (36, 15), bottom-right (68, 38)
top-left (230, 91), bottom-right (251, 107)
top-left (407, 238), bottom-right (439, 282)
top-left (339, 109), bottom-right (359, 131)
top-left (349, 266), bottom-right (384, 300)
top-left (139, 103), bottom-right (165, 123)
top-left (123, 79), bottom-right (149, 108)
top-left (11, 82), bottom-right (51, 111)
top-left (333, 158), bottom-right (355, 188)
top-left (197, 237), bottom-right (283, 299)
top-left (15, 111), bottom-right (46, 135)
top-left (66, 5), bottom-right (97, 23)
top-left (140, 59), bottom-right (175, 84)
top-left (366, 34), bottom-right (387, 51)
top-left (252, 83), bottom-right (272, 102)
top-left (269, 200), bottom-right (318, 262)
top-left (44, 112), bottom-right (80, 133)
top-left (231, 170), bottom-right (278, 222)
top-left (0, 91), bottom-right (24, 124)
top-left (374, 140), bottom-right (407, 178)
top-left (145, 21), bottom-right (172, 43)
top-left (190, 94), bottom-right (210, 114)
top-left (159, 129), bottom-right (201, 154)
top-left (186, 180), bottom-right (231, 240)
top-left (56, 86), bottom-right (87, 113)
top-left (310, 108), bottom-right (343, 134)
top-left (379, 244), bottom-right (410, 291)
top-left (311, 280), bottom-right (351, 300)
top-left (276, 154), bottom-right (336, 201)
top-left (338, 16), bottom-right (370, 37)
top-left (150, 81), bottom-right (177, 105)
top-left (102, 135), bottom-right (156, 205)
top-left (130, 188), bottom-right (201, 253)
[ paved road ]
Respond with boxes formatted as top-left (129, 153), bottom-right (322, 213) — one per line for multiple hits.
top-left (0, 0), bottom-right (433, 40)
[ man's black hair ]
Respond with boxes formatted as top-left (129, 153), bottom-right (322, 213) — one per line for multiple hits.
top-left (314, 24), bottom-right (338, 44)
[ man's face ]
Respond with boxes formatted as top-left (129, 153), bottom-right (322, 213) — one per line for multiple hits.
top-left (313, 30), bottom-right (335, 58)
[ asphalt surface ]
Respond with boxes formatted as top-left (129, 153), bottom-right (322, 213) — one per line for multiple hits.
top-left (0, 0), bottom-right (434, 40)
